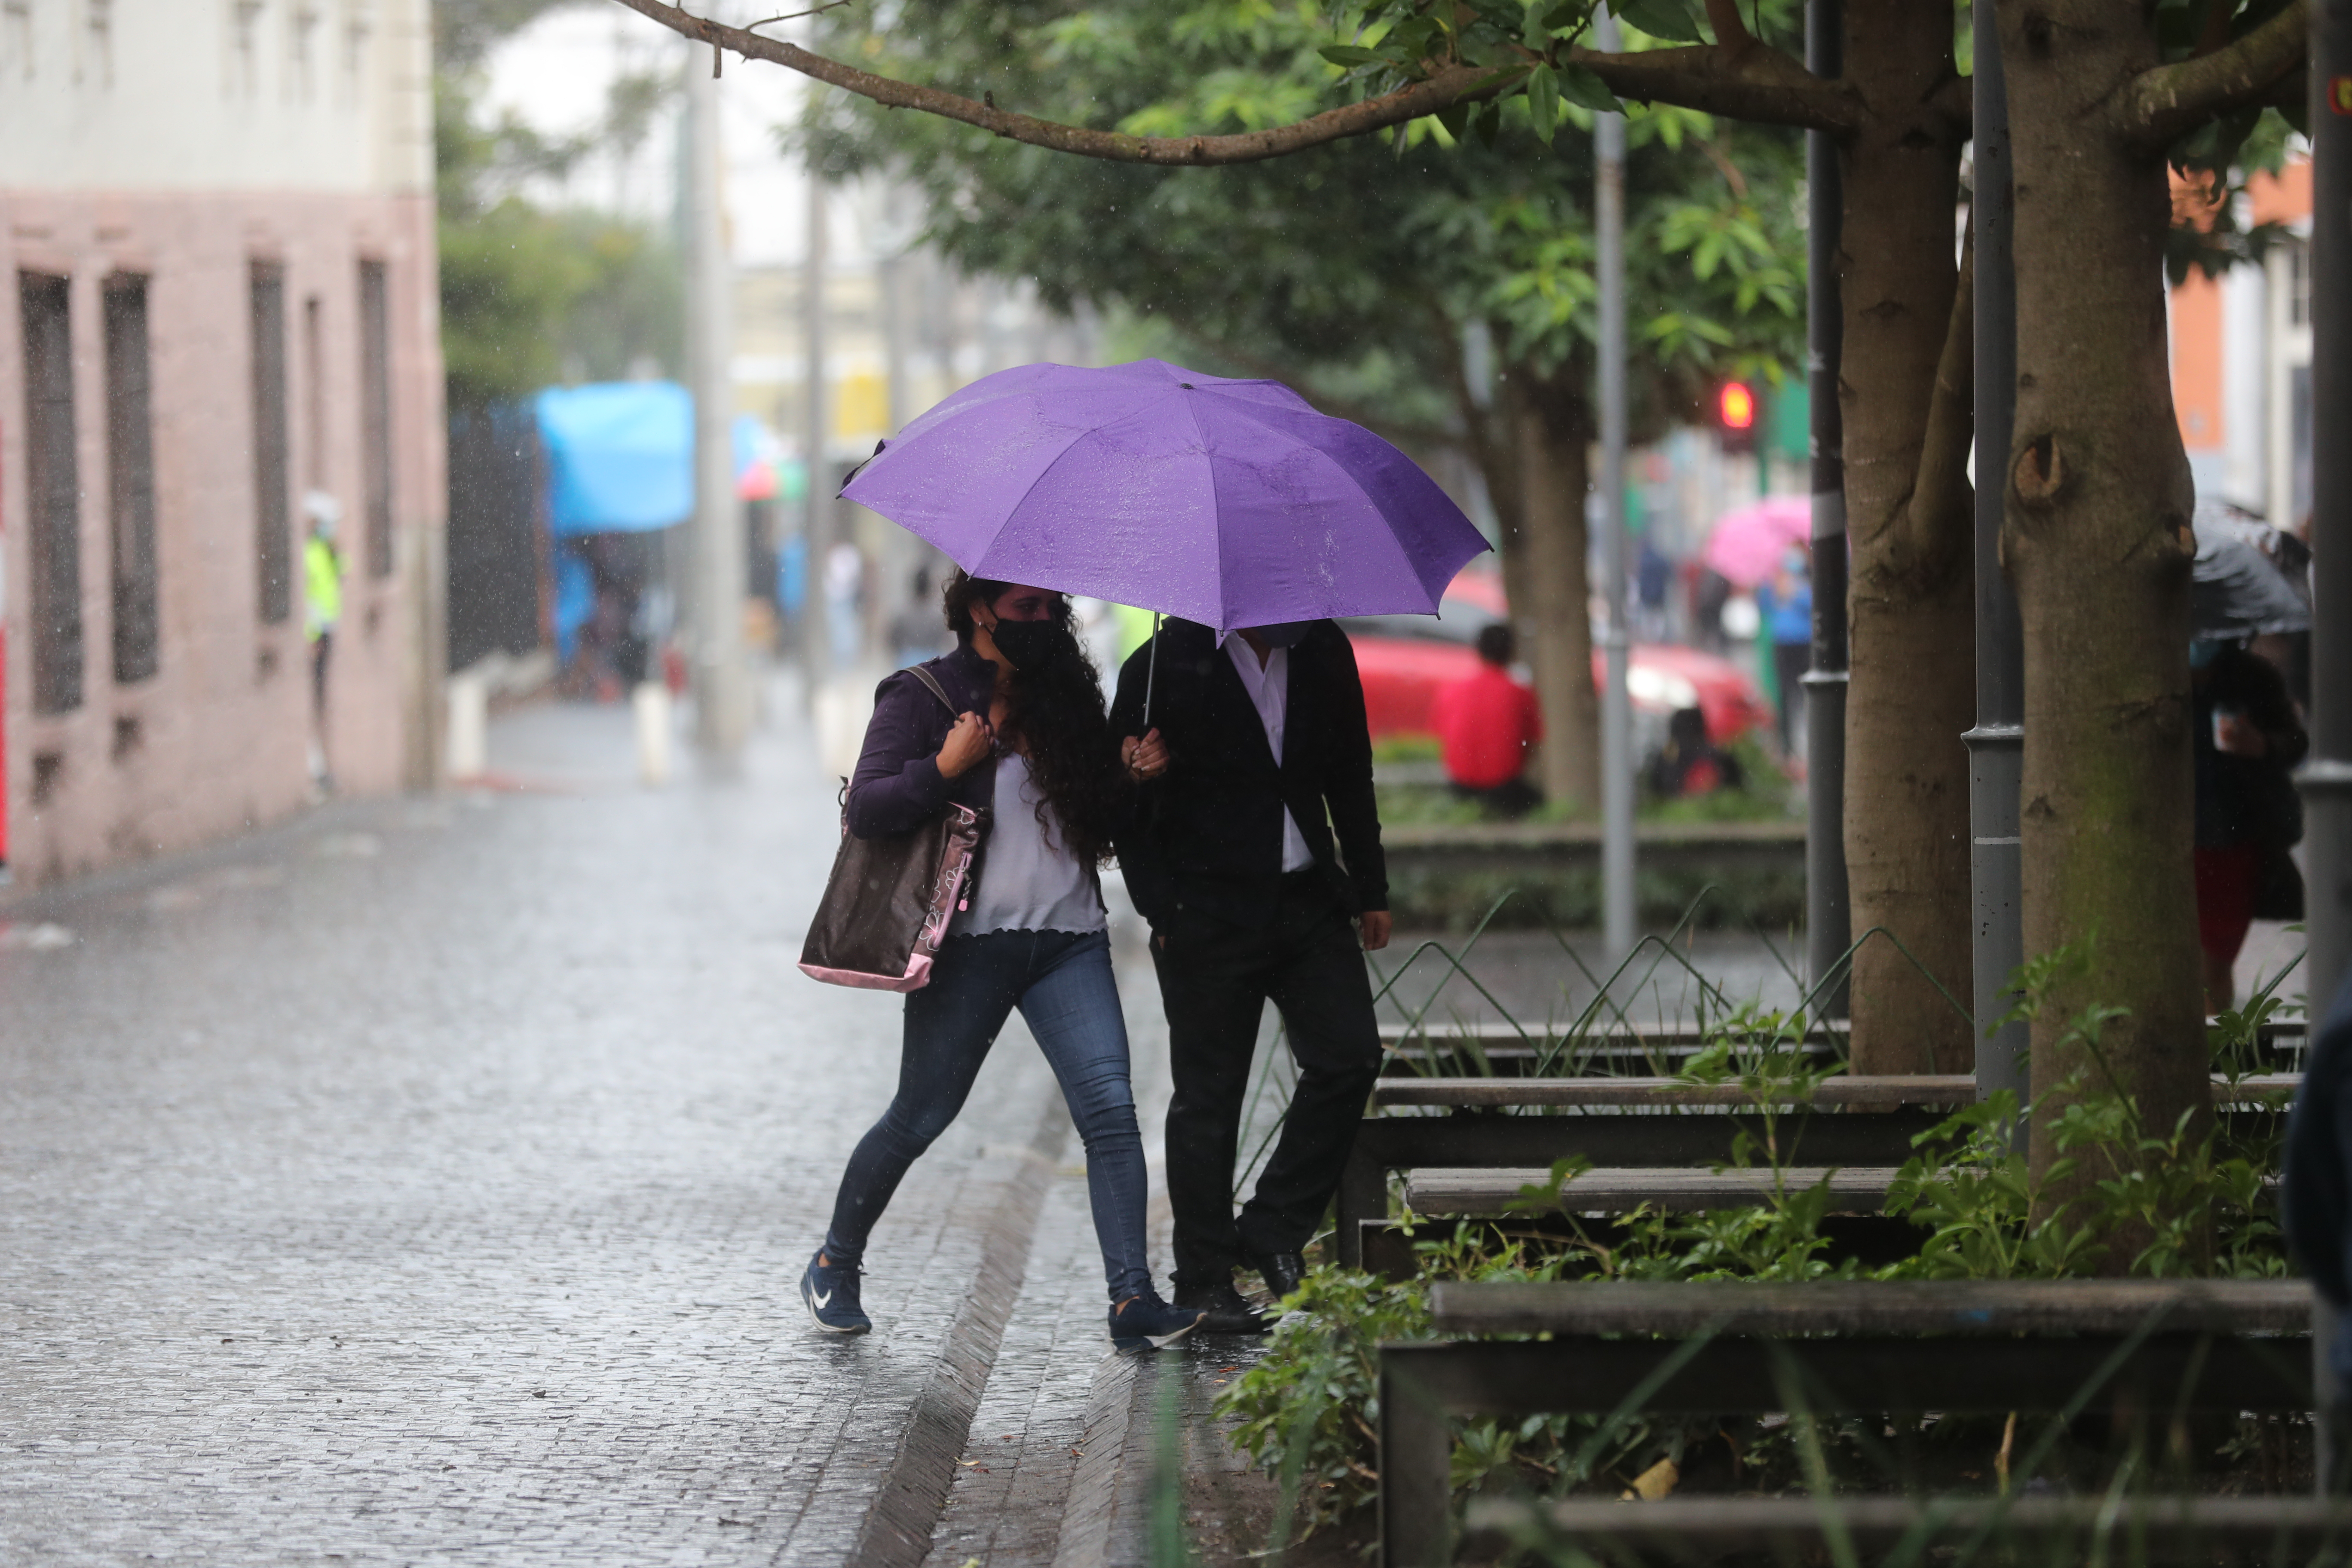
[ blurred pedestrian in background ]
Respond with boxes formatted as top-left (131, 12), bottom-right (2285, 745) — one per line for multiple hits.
top-left (1646, 706), bottom-right (1745, 800)
top-left (1433, 623), bottom-right (1542, 818)
top-left (1634, 534), bottom-right (1674, 643)
top-left (1755, 545), bottom-right (1812, 751)
top-left (889, 566), bottom-right (952, 667)
top-left (303, 491), bottom-right (344, 792)
top-left (802, 572), bottom-right (1201, 1349)
top-left (2192, 636), bottom-right (2307, 1013)
top-left (824, 540), bottom-right (867, 671)
top-left (1112, 614), bottom-right (1390, 1334)
top-left (1690, 563), bottom-right (1734, 656)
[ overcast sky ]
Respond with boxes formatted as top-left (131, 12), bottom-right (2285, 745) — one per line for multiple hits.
top-left (481, 2), bottom-right (885, 269)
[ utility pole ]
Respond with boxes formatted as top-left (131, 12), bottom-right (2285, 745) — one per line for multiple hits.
top-left (686, 41), bottom-right (748, 757)
top-left (802, 146), bottom-right (832, 686)
top-left (2303, 0), bottom-right (2352, 1477)
top-left (1594, 9), bottom-right (1635, 960)
top-left (1966, 0), bottom-right (2028, 1107)
top-left (1801, 0), bottom-right (1850, 1017)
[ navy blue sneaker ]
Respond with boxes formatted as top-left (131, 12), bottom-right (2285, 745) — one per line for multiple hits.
top-left (801, 1249), bottom-right (870, 1335)
top-left (1109, 1290), bottom-right (1206, 1350)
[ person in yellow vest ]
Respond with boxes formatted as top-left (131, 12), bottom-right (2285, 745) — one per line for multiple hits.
top-left (303, 491), bottom-right (345, 792)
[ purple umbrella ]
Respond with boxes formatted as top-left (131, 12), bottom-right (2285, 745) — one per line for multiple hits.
top-left (841, 359), bottom-right (1489, 634)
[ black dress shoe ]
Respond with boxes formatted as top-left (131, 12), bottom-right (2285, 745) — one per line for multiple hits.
top-left (1249, 1250), bottom-right (1307, 1302)
top-left (1172, 1280), bottom-right (1270, 1335)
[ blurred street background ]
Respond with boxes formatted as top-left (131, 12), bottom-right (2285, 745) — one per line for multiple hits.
top-left (0, 0), bottom-right (2323, 1561)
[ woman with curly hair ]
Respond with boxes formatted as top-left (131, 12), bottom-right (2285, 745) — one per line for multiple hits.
top-left (799, 571), bottom-right (1203, 1349)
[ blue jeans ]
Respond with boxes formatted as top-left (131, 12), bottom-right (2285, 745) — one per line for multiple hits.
top-left (823, 929), bottom-right (1153, 1304)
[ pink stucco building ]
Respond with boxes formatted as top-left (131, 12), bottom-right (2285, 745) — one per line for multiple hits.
top-left (0, 0), bottom-right (444, 884)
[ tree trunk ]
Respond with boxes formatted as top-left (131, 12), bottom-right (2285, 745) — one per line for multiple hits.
top-left (1996, 0), bottom-right (2208, 1217)
top-left (1460, 357), bottom-right (1538, 673)
top-left (1835, 2), bottom-right (1978, 1075)
top-left (1506, 365), bottom-right (1601, 815)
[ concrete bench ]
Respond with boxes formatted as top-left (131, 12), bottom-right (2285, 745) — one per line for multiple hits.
top-left (1335, 1075), bottom-right (2300, 1271)
top-left (1377, 1020), bottom-right (1845, 1078)
top-left (1457, 1494), bottom-right (2352, 1564)
top-left (1376, 1017), bottom-right (2306, 1075)
top-left (1403, 1164), bottom-right (1903, 1217)
top-left (1377, 1278), bottom-right (2316, 1567)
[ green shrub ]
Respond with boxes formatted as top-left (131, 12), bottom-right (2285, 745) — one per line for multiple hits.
top-left (1219, 965), bottom-right (2303, 1541)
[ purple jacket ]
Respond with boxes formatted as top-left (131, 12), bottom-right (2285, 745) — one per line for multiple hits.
top-left (845, 643), bottom-right (998, 839)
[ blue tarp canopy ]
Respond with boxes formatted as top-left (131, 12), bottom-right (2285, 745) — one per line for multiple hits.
top-left (536, 382), bottom-right (693, 535)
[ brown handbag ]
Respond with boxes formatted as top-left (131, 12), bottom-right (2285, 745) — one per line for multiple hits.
top-left (797, 667), bottom-right (989, 992)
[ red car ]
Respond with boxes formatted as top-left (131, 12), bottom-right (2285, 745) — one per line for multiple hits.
top-left (1339, 570), bottom-right (1773, 746)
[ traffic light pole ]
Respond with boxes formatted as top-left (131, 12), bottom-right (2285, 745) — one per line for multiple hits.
top-left (1595, 9), bottom-right (1636, 960)
top-left (1966, 0), bottom-right (2029, 1113)
top-left (1801, 0), bottom-right (1850, 1017)
top-left (2304, 0), bottom-right (2352, 1477)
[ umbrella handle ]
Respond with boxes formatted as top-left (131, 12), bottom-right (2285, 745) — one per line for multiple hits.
top-left (1142, 613), bottom-right (1161, 730)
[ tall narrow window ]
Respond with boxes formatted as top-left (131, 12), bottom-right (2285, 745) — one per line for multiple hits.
top-left (303, 293), bottom-right (325, 491)
top-left (250, 262), bottom-right (292, 624)
top-left (104, 275), bottom-right (159, 684)
top-left (358, 259), bottom-right (394, 577)
top-left (20, 273), bottom-right (84, 714)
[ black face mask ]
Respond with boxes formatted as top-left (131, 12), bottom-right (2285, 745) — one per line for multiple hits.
top-left (987, 617), bottom-right (1072, 671)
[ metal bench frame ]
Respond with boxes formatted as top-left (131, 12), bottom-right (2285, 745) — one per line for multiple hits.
top-left (1375, 1280), bottom-right (2315, 1568)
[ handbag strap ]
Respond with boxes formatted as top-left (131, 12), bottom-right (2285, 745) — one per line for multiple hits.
top-left (906, 663), bottom-right (960, 717)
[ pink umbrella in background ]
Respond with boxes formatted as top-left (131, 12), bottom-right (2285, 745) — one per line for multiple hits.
top-left (1700, 495), bottom-right (1811, 589)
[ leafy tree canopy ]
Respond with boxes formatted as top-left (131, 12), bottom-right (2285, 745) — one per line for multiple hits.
top-left (808, 0), bottom-right (1805, 444)
top-left (434, 0), bottom-right (685, 407)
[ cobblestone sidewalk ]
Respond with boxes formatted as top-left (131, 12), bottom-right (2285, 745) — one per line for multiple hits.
top-left (0, 690), bottom-right (1074, 1566)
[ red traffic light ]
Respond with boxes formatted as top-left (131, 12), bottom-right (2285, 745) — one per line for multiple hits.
top-left (1718, 381), bottom-right (1757, 431)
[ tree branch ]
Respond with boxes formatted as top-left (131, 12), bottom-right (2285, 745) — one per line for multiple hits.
top-left (1569, 43), bottom-right (1858, 132)
top-left (605, 0), bottom-right (1856, 166)
top-left (607, 0), bottom-right (1517, 165)
top-left (1893, 220), bottom-right (1976, 578)
top-left (1928, 72), bottom-right (1972, 137)
top-left (1701, 0), bottom-right (1755, 53)
top-left (2122, 0), bottom-right (2308, 149)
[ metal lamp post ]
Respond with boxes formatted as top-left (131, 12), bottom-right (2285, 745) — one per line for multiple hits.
top-left (1595, 10), bottom-right (1636, 960)
top-left (1801, 0), bottom-right (1851, 1016)
top-left (1967, 0), bottom-right (2029, 1107)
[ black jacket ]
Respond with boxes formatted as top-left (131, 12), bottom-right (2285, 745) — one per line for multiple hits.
top-left (844, 643), bottom-right (997, 839)
top-left (1110, 618), bottom-right (1387, 929)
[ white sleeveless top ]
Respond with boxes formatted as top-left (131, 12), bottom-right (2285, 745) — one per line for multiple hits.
top-left (955, 753), bottom-right (1108, 936)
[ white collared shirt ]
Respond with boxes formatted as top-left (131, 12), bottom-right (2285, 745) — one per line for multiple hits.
top-left (1223, 637), bottom-right (1315, 873)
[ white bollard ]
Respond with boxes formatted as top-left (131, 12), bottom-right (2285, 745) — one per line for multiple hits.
top-left (634, 682), bottom-right (673, 787)
top-left (446, 672), bottom-right (488, 781)
top-left (814, 672), bottom-right (877, 782)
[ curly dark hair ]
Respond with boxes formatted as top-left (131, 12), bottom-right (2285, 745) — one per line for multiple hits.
top-left (941, 571), bottom-right (1125, 865)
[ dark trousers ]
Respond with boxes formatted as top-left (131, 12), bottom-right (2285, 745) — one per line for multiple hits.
top-left (1150, 872), bottom-right (1381, 1289)
top-left (824, 929), bottom-right (1152, 1302)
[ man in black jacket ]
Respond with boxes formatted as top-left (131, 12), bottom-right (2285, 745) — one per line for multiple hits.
top-left (1111, 616), bottom-right (1389, 1332)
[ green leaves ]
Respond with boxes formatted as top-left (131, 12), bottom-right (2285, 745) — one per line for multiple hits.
top-left (1613, 0), bottom-right (1707, 44)
top-left (1524, 61), bottom-right (1562, 144)
top-left (1553, 61), bottom-right (1622, 112)
top-left (1317, 43), bottom-right (1393, 67)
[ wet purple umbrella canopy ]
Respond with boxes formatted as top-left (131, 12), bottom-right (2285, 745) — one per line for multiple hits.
top-left (840, 359), bottom-right (1490, 634)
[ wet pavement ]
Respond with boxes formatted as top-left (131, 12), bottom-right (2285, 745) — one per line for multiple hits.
top-left (2, 678), bottom-right (2302, 1565)
top-left (0, 685), bottom-right (1079, 1565)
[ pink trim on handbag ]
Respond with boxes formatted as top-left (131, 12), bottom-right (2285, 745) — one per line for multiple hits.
top-left (796, 951), bottom-right (934, 993)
